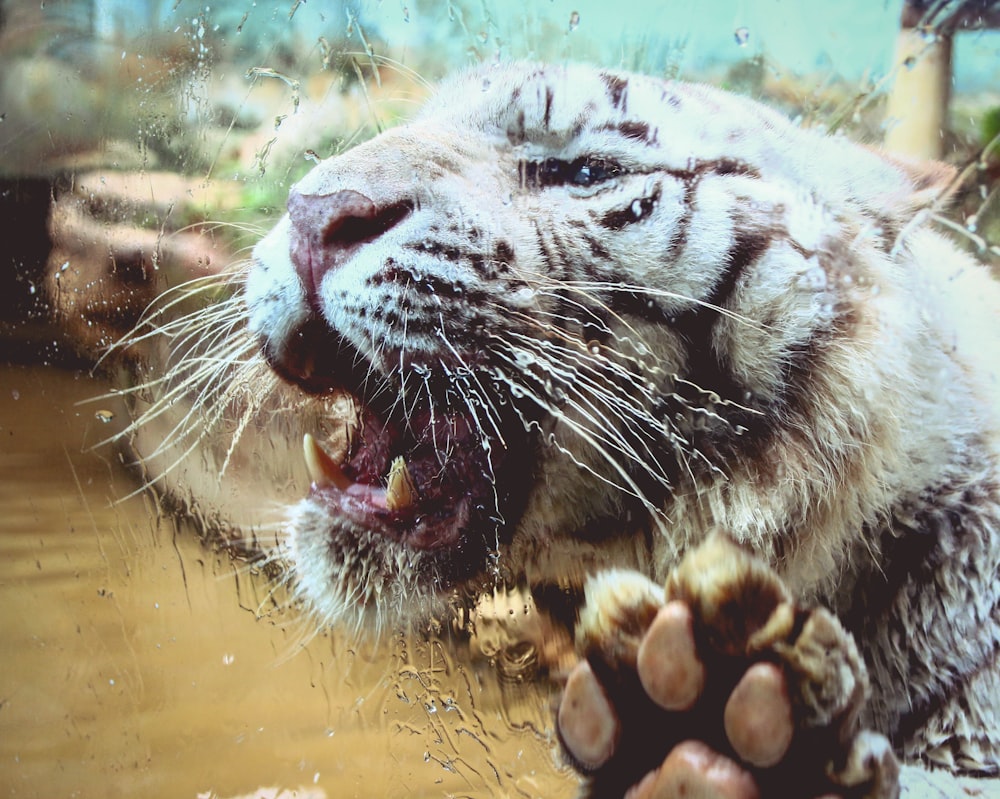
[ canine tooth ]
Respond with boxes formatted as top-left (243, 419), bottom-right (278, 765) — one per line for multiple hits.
top-left (386, 456), bottom-right (418, 511)
top-left (303, 433), bottom-right (353, 490)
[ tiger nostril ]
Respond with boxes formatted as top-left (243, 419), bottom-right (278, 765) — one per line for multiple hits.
top-left (287, 188), bottom-right (412, 298)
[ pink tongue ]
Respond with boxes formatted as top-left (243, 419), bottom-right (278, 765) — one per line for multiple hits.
top-left (303, 434), bottom-right (393, 510)
top-left (343, 482), bottom-right (390, 509)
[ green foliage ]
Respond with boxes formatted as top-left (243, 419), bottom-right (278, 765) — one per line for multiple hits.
top-left (982, 107), bottom-right (1000, 154)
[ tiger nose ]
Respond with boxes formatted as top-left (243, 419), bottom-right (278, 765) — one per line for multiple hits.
top-left (287, 188), bottom-right (411, 297)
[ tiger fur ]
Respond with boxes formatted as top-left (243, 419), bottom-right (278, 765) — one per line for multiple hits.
top-left (218, 62), bottom-right (1000, 795)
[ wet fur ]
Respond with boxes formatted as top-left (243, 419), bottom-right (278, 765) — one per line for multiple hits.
top-left (128, 63), bottom-right (999, 789)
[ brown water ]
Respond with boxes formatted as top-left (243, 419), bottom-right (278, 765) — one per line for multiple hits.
top-left (0, 364), bottom-right (575, 799)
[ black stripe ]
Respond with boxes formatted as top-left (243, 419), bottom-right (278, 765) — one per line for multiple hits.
top-left (648, 228), bottom-right (780, 464)
top-left (532, 218), bottom-right (559, 275)
top-left (600, 72), bottom-right (629, 110)
top-left (700, 228), bottom-right (771, 313)
top-left (486, 239), bottom-right (514, 278)
top-left (543, 85), bottom-right (554, 130)
top-left (507, 109), bottom-right (527, 144)
top-left (582, 232), bottom-right (611, 259)
top-left (598, 121), bottom-right (654, 143)
top-left (549, 226), bottom-right (574, 274)
top-left (599, 185), bottom-right (663, 231)
top-left (619, 121), bottom-right (652, 142)
top-left (597, 160), bottom-right (757, 234)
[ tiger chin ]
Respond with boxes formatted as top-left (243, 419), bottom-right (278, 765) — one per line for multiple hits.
top-left (234, 62), bottom-right (1000, 797)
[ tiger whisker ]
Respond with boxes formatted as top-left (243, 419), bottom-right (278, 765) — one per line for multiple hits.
top-left (490, 340), bottom-right (675, 492)
top-left (489, 366), bottom-right (671, 532)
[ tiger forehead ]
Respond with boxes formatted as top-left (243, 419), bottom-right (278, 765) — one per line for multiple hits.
top-left (426, 64), bottom-right (673, 149)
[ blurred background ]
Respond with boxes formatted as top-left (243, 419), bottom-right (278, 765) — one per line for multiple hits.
top-left (0, 1), bottom-right (998, 797)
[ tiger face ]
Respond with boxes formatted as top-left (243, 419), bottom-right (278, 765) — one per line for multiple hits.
top-left (244, 61), bottom-right (972, 631)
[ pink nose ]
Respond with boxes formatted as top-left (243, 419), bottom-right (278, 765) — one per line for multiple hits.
top-left (287, 188), bottom-right (411, 298)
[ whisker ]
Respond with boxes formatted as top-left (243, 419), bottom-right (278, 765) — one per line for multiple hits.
top-left (487, 353), bottom-right (668, 523)
top-left (532, 274), bottom-right (767, 332)
top-left (491, 343), bottom-right (665, 487)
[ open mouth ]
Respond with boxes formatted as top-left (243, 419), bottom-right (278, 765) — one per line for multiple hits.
top-left (263, 313), bottom-right (534, 565)
top-left (301, 394), bottom-right (513, 551)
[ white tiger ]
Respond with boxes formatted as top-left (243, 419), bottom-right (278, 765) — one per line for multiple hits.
top-left (168, 62), bottom-right (1000, 797)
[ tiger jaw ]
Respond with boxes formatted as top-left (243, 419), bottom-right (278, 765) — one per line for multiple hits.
top-left (294, 390), bottom-right (523, 553)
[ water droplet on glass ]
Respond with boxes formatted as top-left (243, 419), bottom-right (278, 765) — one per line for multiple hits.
top-left (95, 409), bottom-right (115, 423)
top-left (587, 340), bottom-right (602, 356)
top-left (511, 286), bottom-right (537, 306)
top-left (734, 27), bottom-right (750, 46)
top-left (514, 350), bottom-right (535, 368)
top-left (402, 5), bottom-right (409, 22)
top-left (631, 199), bottom-right (644, 218)
top-left (568, 11), bottom-right (580, 32)
top-left (903, 56), bottom-right (917, 70)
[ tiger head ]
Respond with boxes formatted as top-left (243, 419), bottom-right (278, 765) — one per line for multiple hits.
top-left (244, 61), bottom-right (951, 631)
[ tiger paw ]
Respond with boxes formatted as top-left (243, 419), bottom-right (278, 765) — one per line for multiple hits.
top-left (556, 534), bottom-right (900, 799)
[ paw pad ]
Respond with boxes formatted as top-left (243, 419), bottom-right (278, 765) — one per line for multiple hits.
top-left (556, 535), bottom-right (900, 799)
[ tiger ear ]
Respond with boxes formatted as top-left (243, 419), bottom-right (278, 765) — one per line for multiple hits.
top-left (876, 149), bottom-right (959, 212)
